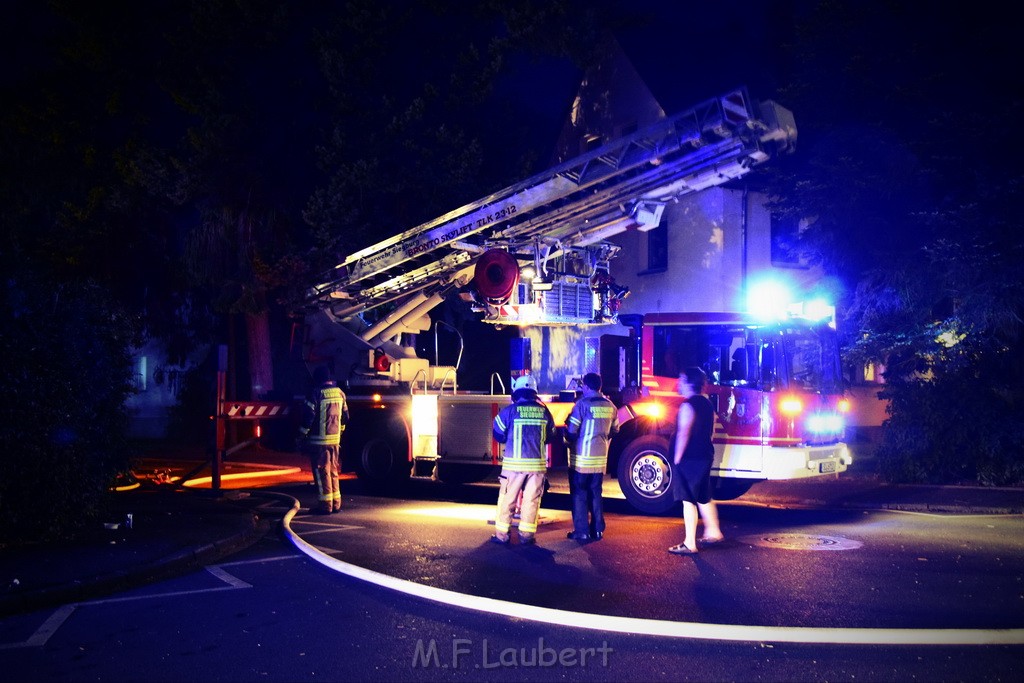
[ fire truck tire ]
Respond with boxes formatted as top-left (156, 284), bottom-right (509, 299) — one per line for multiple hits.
top-left (353, 421), bottom-right (410, 488)
top-left (616, 435), bottom-right (677, 514)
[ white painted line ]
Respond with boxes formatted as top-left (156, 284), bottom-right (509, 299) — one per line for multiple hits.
top-left (295, 526), bottom-right (363, 536)
top-left (0, 605), bottom-right (78, 650)
top-left (81, 586), bottom-right (242, 607)
top-left (205, 565), bottom-right (252, 589)
top-left (0, 566), bottom-right (259, 649)
top-left (216, 554), bottom-right (300, 567)
top-left (281, 502), bottom-right (1024, 646)
top-left (290, 518), bottom-right (346, 528)
top-left (26, 604), bottom-right (76, 646)
top-left (80, 566), bottom-right (252, 606)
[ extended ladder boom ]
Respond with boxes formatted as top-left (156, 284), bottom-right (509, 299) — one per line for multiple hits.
top-left (309, 88), bottom-right (796, 320)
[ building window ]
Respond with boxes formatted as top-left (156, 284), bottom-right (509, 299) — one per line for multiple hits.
top-left (641, 220), bottom-right (668, 274)
top-left (770, 215), bottom-right (807, 268)
top-left (136, 355), bottom-right (147, 392)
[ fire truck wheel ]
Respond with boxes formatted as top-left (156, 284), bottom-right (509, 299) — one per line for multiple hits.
top-left (616, 435), bottom-right (677, 514)
top-left (354, 421), bottom-right (410, 488)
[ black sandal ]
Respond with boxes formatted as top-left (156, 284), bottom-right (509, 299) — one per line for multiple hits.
top-left (668, 543), bottom-right (697, 555)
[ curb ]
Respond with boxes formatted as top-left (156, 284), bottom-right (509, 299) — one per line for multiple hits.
top-left (741, 497), bottom-right (1024, 516)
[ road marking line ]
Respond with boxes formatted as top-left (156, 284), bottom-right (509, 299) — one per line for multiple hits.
top-left (0, 605), bottom-right (77, 650)
top-left (294, 525), bottom-right (363, 536)
top-left (216, 554), bottom-right (300, 567)
top-left (281, 502), bottom-right (1024, 646)
top-left (0, 567), bottom-right (253, 649)
top-left (205, 565), bottom-right (252, 588)
top-left (291, 518), bottom-right (364, 530)
top-left (81, 567), bottom-right (252, 606)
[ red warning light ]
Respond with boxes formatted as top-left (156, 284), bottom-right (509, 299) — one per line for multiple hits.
top-left (373, 349), bottom-right (391, 372)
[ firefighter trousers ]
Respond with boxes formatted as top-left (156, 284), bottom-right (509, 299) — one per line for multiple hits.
top-left (569, 470), bottom-right (605, 537)
top-left (308, 444), bottom-right (341, 513)
top-left (494, 468), bottom-right (546, 541)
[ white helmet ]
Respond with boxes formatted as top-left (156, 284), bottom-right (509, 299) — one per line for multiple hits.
top-left (512, 374), bottom-right (537, 392)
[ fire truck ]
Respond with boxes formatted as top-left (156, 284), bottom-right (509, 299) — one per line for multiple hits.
top-left (300, 87), bottom-right (850, 514)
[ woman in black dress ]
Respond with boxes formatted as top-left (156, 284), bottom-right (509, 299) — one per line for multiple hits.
top-left (668, 367), bottom-right (724, 554)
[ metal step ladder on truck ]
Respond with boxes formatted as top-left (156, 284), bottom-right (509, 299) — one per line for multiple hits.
top-left (298, 87), bottom-right (852, 514)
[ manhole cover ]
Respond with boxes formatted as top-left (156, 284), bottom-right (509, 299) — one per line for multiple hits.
top-left (740, 533), bottom-right (863, 551)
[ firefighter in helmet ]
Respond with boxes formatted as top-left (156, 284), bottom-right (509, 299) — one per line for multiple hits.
top-left (490, 373), bottom-right (555, 545)
top-left (299, 366), bottom-right (349, 514)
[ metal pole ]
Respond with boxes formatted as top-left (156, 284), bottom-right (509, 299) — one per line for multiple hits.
top-left (214, 344), bottom-right (228, 491)
top-left (741, 185), bottom-right (749, 304)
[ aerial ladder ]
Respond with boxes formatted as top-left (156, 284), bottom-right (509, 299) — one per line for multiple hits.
top-left (303, 87), bottom-right (797, 386)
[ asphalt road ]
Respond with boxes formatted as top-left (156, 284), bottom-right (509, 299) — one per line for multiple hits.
top-left (2, 484), bottom-right (1021, 682)
top-left (3, 536), bottom-right (1022, 683)
top-left (288, 480), bottom-right (1024, 631)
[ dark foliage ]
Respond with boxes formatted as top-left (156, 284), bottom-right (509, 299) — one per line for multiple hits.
top-left (875, 332), bottom-right (1024, 486)
top-left (0, 272), bottom-right (136, 545)
top-left (764, 1), bottom-right (1024, 484)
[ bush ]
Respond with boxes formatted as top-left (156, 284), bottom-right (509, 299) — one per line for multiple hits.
top-left (877, 360), bottom-right (1024, 486)
top-left (0, 274), bottom-right (137, 546)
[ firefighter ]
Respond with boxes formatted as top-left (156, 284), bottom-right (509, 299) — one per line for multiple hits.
top-left (299, 366), bottom-right (349, 514)
top-left (490, 373), bottom-right (555, 545)
top-left (565, 372), bottom-right (619, 542)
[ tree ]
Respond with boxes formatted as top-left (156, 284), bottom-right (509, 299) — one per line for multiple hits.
top-left (305, 0), bottom-right (614, 260)
top-left (764, 1), bottom-right (1024, 483)
top-left (125, 1), bottom-right (331, 400)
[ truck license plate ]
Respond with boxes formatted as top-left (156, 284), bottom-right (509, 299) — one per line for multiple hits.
top-left (819, 461), bottom-right (837, 473)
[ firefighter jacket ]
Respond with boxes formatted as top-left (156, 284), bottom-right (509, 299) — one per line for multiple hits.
top-left (299, 381), bottom-right (349, 447)
top-left (492, 389), bottom-right (556, 473)
top-left (567, 392), bottom-right (620, 473)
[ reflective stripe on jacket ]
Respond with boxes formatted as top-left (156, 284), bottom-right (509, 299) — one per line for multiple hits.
top-left (300, 384), bottom-right (348, 446)
top-left (492, 393), bottom-right (555, 473)
top-left (567, 394), bottom-right (620, 473)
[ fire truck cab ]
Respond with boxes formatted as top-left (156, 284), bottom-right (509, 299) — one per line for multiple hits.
top-left (610, 309), bottom-right (851, 513)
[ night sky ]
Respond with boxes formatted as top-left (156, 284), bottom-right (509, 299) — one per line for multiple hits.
top-left (4, 0), bottom-right (1020, 363)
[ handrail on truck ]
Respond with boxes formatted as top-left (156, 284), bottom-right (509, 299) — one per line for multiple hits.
top-left (434, 320), bottom-right (464, 371)
top-left (410, 368), bottom-right (428, 395)
top-left (438, 368), bottom-right (457, 395)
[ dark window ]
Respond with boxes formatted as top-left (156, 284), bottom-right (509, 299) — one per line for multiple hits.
top-left (652, 322), bottom-right (844, 394)
top-left (782, 325), bottom-right (843, 394)
top-left (652, 325), bottom-right (747, 385)
top-left (770, 215), bottom-right (806, 268)
top-left (645, 221), bottom-right (668, 272)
